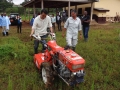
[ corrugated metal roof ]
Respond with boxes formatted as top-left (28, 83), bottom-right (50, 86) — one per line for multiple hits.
top-left (23, 0), bottom-right (98, 8)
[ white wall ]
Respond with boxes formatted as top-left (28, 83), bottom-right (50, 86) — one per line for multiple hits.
top-left (95, 0), bottom-right (120, 17)
top-left (65, 0), bottom-right (120, 18)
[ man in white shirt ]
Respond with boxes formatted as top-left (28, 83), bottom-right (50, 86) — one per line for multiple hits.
top-left (62, 10), bottom-right (82, 51)
top-left (51, 14), bottom-right (56, 32)
top-left (30, 9), bottom-right (53, 54)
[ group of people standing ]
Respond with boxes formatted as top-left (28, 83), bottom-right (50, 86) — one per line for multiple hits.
top-left (51, 13), bottom-right (62, 32)
top-left (51, 11), bottom-right (68, 32)
top-left (30, 9), bottom-right (90, 54)
top-left (0, 13), bottom-right (23, 36)
top-left (0, 13), bottom-right (11, 36)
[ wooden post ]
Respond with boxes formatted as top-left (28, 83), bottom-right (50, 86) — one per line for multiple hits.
top-left (24, 7), bottom-right (26, 21)
top-left (33, 3), bottom-right (36, 15)
top-left (56, 8), bottom-right (57, 15)
top-left (90, 2), bottom-right (94, 21)
top-left (28, 7), bottom-right (30, 22)
top-left (68, 1), bottom-right (70, 17)
top-left (65, 7), bottom-right (66, 11)
top-left (41, 0), bottom-right (44, 9)
top-left (48, 8), bottom-right (49, 14)
top-left (75, 5), bottom-right (77, 12)
top-left (63, 7), bottom-right (65, 12)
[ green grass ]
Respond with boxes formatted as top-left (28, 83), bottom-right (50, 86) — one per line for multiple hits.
top-left (0, 23), bottom-right (120, 90)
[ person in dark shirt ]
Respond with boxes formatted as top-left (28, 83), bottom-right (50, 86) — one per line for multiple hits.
top-left (17, 16), bottom-right (22, 33)
top-left (81, 11), bottom-right (90, 42)
top-left (56, 12), bottom-right (62, 31)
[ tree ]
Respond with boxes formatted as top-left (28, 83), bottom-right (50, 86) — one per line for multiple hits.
top-left (21, 0), bottom-right (30, 5)
top-left (6, 7), bottom-right (18, 14)
top-left (0, 0), bottom-right (13, 12)
top-left (7, 0), bottom-right (13, 3)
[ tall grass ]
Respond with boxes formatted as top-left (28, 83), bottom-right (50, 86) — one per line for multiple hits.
top-left (0, 23), bottom-right (120, 90)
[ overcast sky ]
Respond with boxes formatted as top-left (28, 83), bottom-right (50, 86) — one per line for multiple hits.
top-left (12, 0), bottom-right (24, 5)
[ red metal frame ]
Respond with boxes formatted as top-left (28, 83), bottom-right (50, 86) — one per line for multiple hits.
top-left (34, 40), bottom-right (85, 72)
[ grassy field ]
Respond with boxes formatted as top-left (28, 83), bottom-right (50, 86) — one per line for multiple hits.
top-left (0, 23), bottom-right (120, 90)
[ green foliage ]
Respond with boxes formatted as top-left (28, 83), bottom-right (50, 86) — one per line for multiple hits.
top-left (6, 7), bottom-right (25, 15)
top-left (0, 0), bottom-right (13, 12)
top-left (21, 0), bottom-right (29, 6)
top-left (0, 44), bottom-right (13, 63)
top-left (6, 7), bottom-right (18, 14)
top-left (0, 37), bottom-right (30, 63)
top-left (18, 7), bottom-right (25, 15)
top-left (7, 75), bottom-right (13, 90)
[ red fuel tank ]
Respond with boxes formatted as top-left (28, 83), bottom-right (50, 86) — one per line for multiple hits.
top-left (47, 40), bottom-right (64, 52)
top-left (58, 50), bottom-right (85, 72)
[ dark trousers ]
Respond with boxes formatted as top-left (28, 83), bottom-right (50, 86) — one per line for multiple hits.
top-left (83, 26), bottom-right (89, 39)
top-left (17, 23), bottom-right (22, 33)
top-left (52, 23), bottom-right (55, 32)
top-left (62, 16), bottom-right (67, 23)
top-left (56, 21), bottom-right (61, 31)
top-left (34, 34), bottom-right (48, 54)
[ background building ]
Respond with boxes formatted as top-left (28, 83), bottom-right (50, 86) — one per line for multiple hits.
top-left (65, 0), bottom-right (120, 23)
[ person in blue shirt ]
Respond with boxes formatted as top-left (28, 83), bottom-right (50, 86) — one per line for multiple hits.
top-left (0, 14), bottom-right (2, 27)
top-left (1, 13), bottom-right (7, 36)
top-left (17, 16), bottom-right (22, 33)
top-left (30, 15), bottom-right (35, 26)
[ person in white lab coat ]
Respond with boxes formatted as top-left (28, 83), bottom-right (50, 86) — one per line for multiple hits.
top-left (0, 14), bottom-right (2, 27)
top-left (4, 13), bottom-right (11, 36)
top-left (62, 10), bottom-right (82, 51)
top-left (1, 13), bottom-right (7, 36)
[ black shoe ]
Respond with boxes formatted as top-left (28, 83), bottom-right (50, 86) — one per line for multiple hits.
top-left (2, 32), bottom-right (5, 36)
top-left (34, 49), bottom-right (38, 54)
top-left (64, 45), bottom-right (70, 50)
top-left (6, 32), bottom-right (8, 36)
top-left (72, 47), bottom-right (75, 51)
